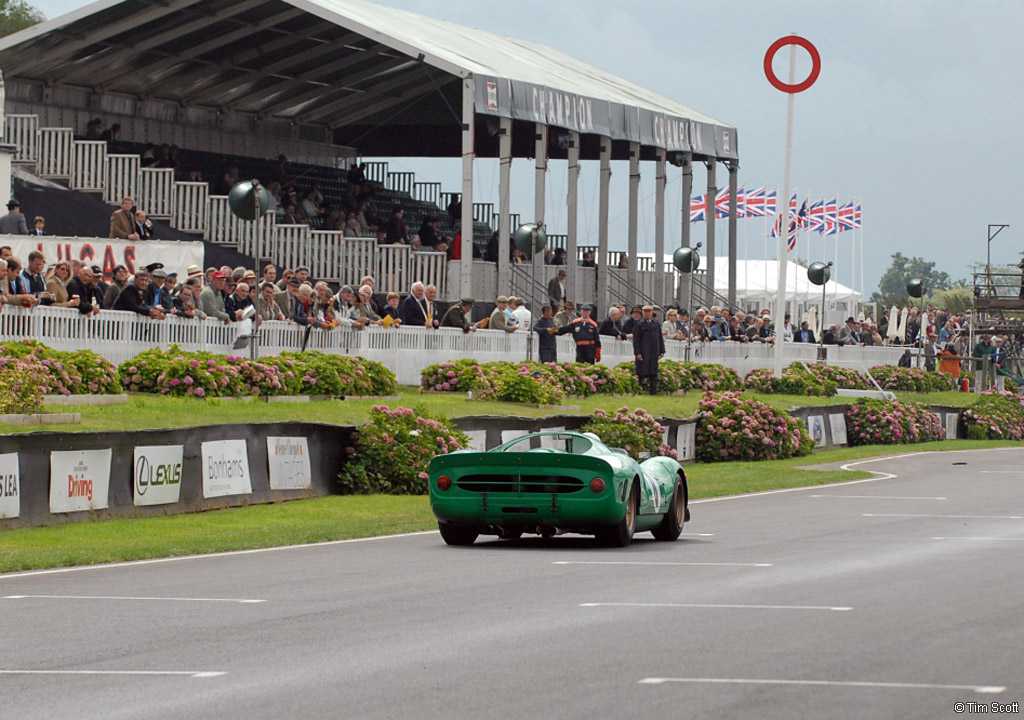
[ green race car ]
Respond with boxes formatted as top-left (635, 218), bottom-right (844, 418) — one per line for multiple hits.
top-left (428, 431), bottom-right (690, 547)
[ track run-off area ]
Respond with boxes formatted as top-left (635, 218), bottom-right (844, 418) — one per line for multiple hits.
top-left (2, 448), bottom-right (1022, 719)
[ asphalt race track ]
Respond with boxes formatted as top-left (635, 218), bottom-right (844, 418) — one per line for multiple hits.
top-left (2, 448), bottom-right (1023, 720)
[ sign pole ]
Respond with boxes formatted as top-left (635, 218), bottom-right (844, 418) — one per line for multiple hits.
top-left (763, 34), bottom-right (820, 378)
top-left (772, 45), bottom-right (796, 378)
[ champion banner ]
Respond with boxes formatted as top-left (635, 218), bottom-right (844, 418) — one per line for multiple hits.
top-left (3, 238), bottom-right (204, 280)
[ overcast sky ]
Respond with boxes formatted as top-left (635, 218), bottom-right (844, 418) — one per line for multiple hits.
top-left (32, 0), bottom-right (1024, 294)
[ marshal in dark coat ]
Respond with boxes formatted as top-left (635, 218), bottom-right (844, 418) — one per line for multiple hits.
top-left (632, 318), bottom-right (665, 393)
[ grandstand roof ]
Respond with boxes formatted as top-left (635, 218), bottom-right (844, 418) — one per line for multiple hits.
top-left (0, 0), bottom-right (737, 160)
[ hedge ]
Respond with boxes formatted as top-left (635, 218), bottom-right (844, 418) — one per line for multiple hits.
top-left (421, 359), bottom-right (740, 403)
top-left (120, 346), bottom-right (396, 398)
top-left (845, 399), bottom-right (944, 445)
top-left (337, 405), bottom-right (468, 494)
top-left (962, 392), bottom-right (1024, 440)
top-left (695, 391), bottom-right (812, 462)
top-left (0, 340), bottom-right (122, 395)
top-left (582, 408), bottom-right (679, 459)
top-left (869, 365), bottom-right (956, 393)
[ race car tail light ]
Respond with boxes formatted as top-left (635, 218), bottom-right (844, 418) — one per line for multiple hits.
top-left (437, 475), bottom-right (452, 491)
top-left (590, 477), bottom-right (606, 493)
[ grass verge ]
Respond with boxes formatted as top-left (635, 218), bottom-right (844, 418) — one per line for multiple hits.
top-left (0, 440), bottom-right (1016, 574)
top-left (0, 387), bottom-right (980, 435)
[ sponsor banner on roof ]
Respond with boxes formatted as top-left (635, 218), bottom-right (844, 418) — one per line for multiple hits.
top-left (0, 452), bottom-right (19, 519)
top-left (267, 437), bottom-right (311, 491)
top-left (133, 445), bottom-right (184, 507)
top-left (3, 238), bottom-right (204, 282)
top-left (201, 440), bottom-right (252, 499)
top-left (475, 75), bottom-right (734, 157)
top-left (50, 449), bottom-right (111, 513)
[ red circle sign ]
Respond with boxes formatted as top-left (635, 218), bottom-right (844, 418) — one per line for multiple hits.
top-left (763, 35), bottom-right (821, 94)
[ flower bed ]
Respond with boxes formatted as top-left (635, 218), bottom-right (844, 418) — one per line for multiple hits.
top-left (695, 391), bottom-right (812, 462)
top-left (120, 347), bottom-right (396, 398)
top-left (744, 363), bottom-right (870, 397)
top-left (581, 408), bottom-right (678, 459)
top-left (962, 392), bottom-right (1024, 440)
top-left (337, 405), bottom-right (468, 494)
top-left (844, 399), bottom-right (944, 445)
top-left (422, 359), bottom-right (739, 402)
top-left (869, 365), bottom-right (956, 392)
top-left (0, 340), bottom-right (121, 395)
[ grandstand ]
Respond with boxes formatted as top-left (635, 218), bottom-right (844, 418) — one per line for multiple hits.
top-left (0, 0), bottom-right (740, 311)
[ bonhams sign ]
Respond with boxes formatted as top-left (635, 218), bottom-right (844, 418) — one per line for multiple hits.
top-left (49, 449), bottom-right (111, 513)
top-left (201, 440), bottom-right (252, 499)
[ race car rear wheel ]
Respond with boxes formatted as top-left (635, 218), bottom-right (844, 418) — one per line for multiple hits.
top-left (652, 482), bottom-right (685, 541)
top-left (439, 523), bottom-right (479, 546)
top-left (597, 482), bottom-right (637, 547)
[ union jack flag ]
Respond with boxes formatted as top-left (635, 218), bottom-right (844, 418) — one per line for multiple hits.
top-left (734, 187), bottom-right (747, 219)
top-left (807, 200), bottom-right (825, 233)
top-left (770, 196), bottom-right (806, 252)
top-left (764, 191), bottom-right (778, 216)
top-left (852, 204), bottom-right (863, 229)
top-left (837, 202), bottom-right (856, 232)
top-left (822, 197), bottom-right (839, 236)
top-left (714, 188), bottom-right (731, 219)
top-left (689, 193), bottom-right (708, 223)
top-left (744, 187), bottom-right (767, 217)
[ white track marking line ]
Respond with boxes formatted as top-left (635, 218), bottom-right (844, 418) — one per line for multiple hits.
top-left (681, 532), bottom-right (715, 537)
top-left (863, 513), bottom-right (1024, 520)
top-left (2, 448), bottom-right (1019, 581)
top-left (932, 536), bottom-right (1024, 541)
top-left (552, 561), bottom-right (772, 567)
top-left (637, 677), bottom-right (1005, 693)
top-left (980, 470), bottom-right (1024, 474)
top-left (0, 531), bottom-right (438, 581)
top-left (0, 670), bottom-right (226, 678)
top-left (692, 447), bottom-right (1024, 505)
top-left (2, 595), bottom-right (265, 604)
top-left (581, 602), bottom-right (851, 611)
top-left (810, 495), bottom-right (947, 500)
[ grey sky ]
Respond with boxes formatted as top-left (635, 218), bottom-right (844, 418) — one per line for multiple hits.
top-left (31, 0), bottom-right (1024, 294)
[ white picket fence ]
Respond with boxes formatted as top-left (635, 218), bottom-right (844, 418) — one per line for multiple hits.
top-left (0, 306), bottom-right (906, 386)
top-left (5, 114), bottom-right (38, 163)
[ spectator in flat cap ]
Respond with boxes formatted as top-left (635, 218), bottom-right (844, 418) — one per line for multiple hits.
top-left (489, 296), bottom-right (516, 333)
top-left (145, 268), bottom-right (174, 312)
top-left (0, 200), bottom-right (29, 235)
top-left (225, 281), bottom-right (252, 321)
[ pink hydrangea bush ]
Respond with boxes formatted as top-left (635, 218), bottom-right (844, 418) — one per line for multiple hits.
top-left (0, 340), bottom-right (121, 395)
top-left (696, 391), bottom-right (812, 462)
top-left (582, 407), bottom-right (679, 460)
top-left (337, 405), bottom-right (469, 494)
top-left (845, 399), bottom-right (944, 445)
top-left (0, 356), bottom-right (49, 413)
top-left (869, 365), bottom-right (955, 392)
top-left (962, 393), bottom-right (1024, 440)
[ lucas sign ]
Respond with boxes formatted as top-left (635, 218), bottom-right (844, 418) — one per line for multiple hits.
top-left (267, 437), bottom-right (312, 490)
top-left (134, 445), bottom-right (184, 506)
top-left (50, 449), bottom-right (112, 513)
top-left (201, 440), bottom-right (252, 498)
top-left (0, 453), bottom-right (19, 519)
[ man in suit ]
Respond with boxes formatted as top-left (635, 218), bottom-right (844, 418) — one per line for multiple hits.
top-left (20, 251), bottom-right (47, 297)
top-left (0, 200), bottom-right (29, 235)
top-left (547, 269), bottom-right (567, 309)
top-left (65, 265), bottom-right (105, 315)
top-left (795, 321), bottom-right (816, 343)
top-left (30, 216), bottom-right (46, 236)
top-left (113, 268), bottom-right (165, 319)
top-left (145, 268), bottom-right (174, 312)
top-left (837, 317), bottom-right (861, 346)
top-left (109, 196), bottom-right (139, 240)
top-left (399, 281), bottom-right (430, 327)
top-left (633, 305), bottom-right (665, 394)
